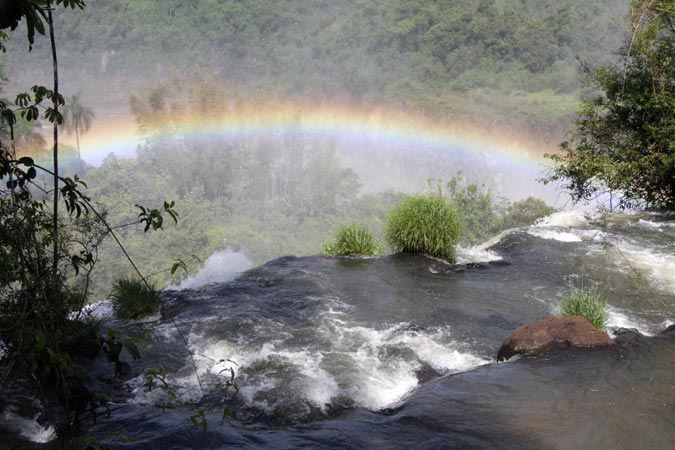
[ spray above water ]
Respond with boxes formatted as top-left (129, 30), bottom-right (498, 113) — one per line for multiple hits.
top-left (1, 411), bottom-right (56, 444)
top-left (171, 248), bottom-right (253, 290)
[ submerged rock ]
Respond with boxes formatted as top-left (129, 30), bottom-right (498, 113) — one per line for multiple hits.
top-left (415, 362), bottom-right (442, 383)
top-left (497, 316), bottom-right (616, 361)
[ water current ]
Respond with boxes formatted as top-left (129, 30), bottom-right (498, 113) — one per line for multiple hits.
top-left (3, 211), bottom-right (674, 449)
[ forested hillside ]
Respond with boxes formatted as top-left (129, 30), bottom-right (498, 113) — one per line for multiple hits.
top-left (4, 0), bottom-right (629, 140)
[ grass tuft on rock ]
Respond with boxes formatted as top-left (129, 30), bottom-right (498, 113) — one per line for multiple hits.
top-left (386, 194), bottom-right (462, 261)
top-left (111, 276), bottom-right (158, 320)
top-left (560, 287), bottom-right (609, 330)
top-left (322, 224), bottom-right (380, 256)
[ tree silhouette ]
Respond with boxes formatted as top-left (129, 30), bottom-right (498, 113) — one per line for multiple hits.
top-left (63, 93), bottom-right (95, 170)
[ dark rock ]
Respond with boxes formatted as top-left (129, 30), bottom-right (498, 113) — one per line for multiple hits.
top-left (497, 316), bottom-right (616, 361)
top-left (660, 323), bottom-right (675, 334)
top-left (415, 362), bottom-right (441, 383)
top-left (488, 259), bottom-right (510, 267)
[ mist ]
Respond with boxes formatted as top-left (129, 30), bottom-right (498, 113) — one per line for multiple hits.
top-left (0, 0), bottom-right (630, 295)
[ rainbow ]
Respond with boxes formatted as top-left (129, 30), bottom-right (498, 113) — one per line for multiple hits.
top-left (56, 101), bottom-right (562, 201)
top-left (65, 102), bottom-right (551, 166)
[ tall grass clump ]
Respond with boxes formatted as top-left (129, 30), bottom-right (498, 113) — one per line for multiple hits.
top-left (322, 224), bottom-right (381, 256)
top-left (386, 195), bottom-right (462, 261)
top-left (560, 287), bottom-right (609, 330)
top-left (111, 276), bottom-right (159, 320)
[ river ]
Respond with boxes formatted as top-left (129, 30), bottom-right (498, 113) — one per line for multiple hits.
top-left (3, 210), bottom-right (674, 449)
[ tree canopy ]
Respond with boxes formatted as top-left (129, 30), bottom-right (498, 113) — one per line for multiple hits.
top-left (2, 0), bottom-right (630, 141)
top-left (546, 0), bottom-right (675, 208)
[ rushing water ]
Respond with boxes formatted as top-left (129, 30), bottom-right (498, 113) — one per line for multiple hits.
top-left (3, 211), bottom-right (674, 449)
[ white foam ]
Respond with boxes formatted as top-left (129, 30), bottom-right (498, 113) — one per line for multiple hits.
top-left (67, 299), bottom-right (114, 320)
top-left (345, 353), bottom-right (419, 410)
top-left (606, 306), bottom-right (654, 337)
top-left (185, 318), bottom-right (488, 414)
top-left (455, 246), bottom-right (503, 264)
top-left (633, 217), bottom-right (675, 230)
top-left (636, 219), bottom-right (669, 229)
top-left (527, 228), bottom-right (583, 242)
top-left (479, 229), bottom-right (513, 248)
top-left (611, 240), bottom-right (675, 293)
top-left (170, 249), bottom-right (253, 290)
top-left (202, 342), bottom-right (341, 412)
top-left (0, 411), bottom-right (56, 443)
top-left (333, 323), bottom-right (489, 409)
top-left (387, 331), bottom-right (488, 373)
top-left (295, 356), bottom-right (340, 409)
top-left (534, 210), bottom-right (588, 228)
top-left (126, 368), bottom-right (203, 406)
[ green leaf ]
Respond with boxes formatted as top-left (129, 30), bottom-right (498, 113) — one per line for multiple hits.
top-left (35, 331), bottom-right (46, 352)
top-left (171, 259), bottom-right (189, 275)
top-left (45, 108), bottom-right (64, 124)
top-left (18, 156), bottom-right (34, 166)
top-left (124, 340), bottom-right (142, 361)
top-left (71, 255), bottom-right (81, 275)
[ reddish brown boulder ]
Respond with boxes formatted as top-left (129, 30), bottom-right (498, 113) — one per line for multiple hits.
top-left (497, 316), bottom-right (616, 361)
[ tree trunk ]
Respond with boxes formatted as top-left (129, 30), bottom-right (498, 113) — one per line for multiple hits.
top-left (47, 1), bottom-right (60, 279)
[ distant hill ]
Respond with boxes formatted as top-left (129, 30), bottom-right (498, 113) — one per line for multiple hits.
top-left (3, 0), bottom-right (630, 141)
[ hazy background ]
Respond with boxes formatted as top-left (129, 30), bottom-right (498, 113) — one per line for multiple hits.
top-left (4, 0), bottom-right (628, 140)
top-left (0, 0), bottom-right (632, 296)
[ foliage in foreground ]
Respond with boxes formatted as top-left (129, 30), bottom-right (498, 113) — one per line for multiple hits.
top-left (545, 0), bottom-right (675, 209)
top-left (560, 287), bottom-right (609, 331)
top-left (110, 276), bottom-right (158, 319)
top-left (1, 2), bottom-right (231, 445)
top-left (322, 223), bottom-right (380, 256)
top-left (386, 194), bottom-right (461, 261)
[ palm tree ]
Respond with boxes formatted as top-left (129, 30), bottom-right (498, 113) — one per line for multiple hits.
top-left (62, 93), bottom-right (95, 170)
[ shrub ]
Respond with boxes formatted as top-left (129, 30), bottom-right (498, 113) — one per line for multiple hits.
top-left (500, 197), bottom-right (556, 229)
top-left (62, 316), bottom-right (106, 359)
top-left (322, 224), bottom-right (380, 256)
top-left (560, 287), bottom-right (609, 330)
top-left (386, 195), bottom-right (462, 261)
top-left (111, 276), bottom-right (158, 319)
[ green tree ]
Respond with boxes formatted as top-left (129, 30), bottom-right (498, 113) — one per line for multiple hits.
top-left (546, 0), bottom-right (675, 208)
top-left (500, 197), bottom-right (555, 229)
top-left (62, 92), bottom-right (95, 170)
top-left (445, 177), bottom-right (502, 245)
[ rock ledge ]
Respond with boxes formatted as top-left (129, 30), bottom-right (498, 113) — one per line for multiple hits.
top-left (497, 316), bottom-right (616, 361)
